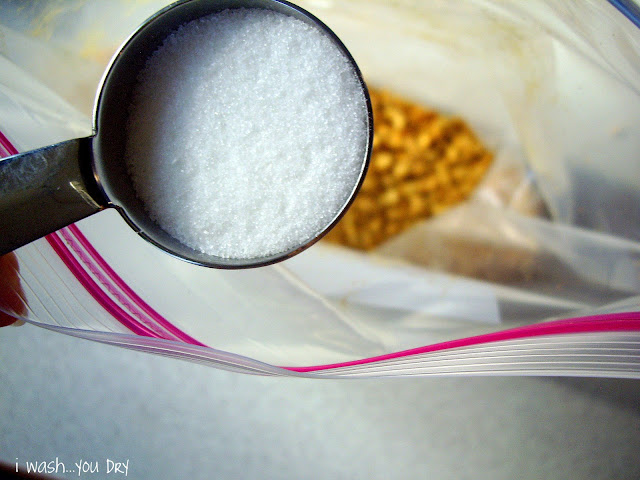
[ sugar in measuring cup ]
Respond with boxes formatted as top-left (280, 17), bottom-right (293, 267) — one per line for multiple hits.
top-left (0, 0), bottom-right (372, 268)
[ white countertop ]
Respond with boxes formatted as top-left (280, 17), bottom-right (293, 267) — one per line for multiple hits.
top-left (1, 323), bottom-right (639, 479)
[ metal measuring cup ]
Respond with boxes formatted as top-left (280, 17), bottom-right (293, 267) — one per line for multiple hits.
top-left (0, 0), bottom-right (372, 268)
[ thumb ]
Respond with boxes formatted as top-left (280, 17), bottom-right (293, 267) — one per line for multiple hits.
top-left (0, 252), bottom-right (27, 327)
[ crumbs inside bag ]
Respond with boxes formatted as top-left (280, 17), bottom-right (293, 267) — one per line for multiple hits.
top-left (324, 87), bottom-right (493, 250)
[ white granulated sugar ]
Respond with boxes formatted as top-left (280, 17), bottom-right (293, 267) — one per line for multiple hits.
top-left (125, 8), bottom-right (368, 259)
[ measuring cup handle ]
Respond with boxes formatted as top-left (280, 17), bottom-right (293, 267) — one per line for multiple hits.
top-left (0, 137), bottom-right (107, 256)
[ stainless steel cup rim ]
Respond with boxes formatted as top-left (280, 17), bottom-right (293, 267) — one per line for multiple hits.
top-left (0, 0), bottom-right (372, 268)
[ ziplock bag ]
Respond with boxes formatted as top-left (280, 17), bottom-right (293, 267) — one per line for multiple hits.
top-left (1, 0), bottom-right (640, 378)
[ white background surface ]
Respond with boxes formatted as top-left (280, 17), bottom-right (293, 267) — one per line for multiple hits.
top-left (1, 323), bottom-right (639, 479)
top-left (1, 2), bottom-right (640, 478)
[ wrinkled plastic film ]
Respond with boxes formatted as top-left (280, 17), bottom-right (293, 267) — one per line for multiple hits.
top-left (1, 0), bottom-right (640, 377)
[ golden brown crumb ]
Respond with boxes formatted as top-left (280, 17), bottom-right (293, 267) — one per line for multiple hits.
top-left (325, 87), bottom-right (493, 250)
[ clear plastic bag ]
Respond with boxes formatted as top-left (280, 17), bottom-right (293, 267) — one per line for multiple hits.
top-left (1, 0), bottom-right (640, 377)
